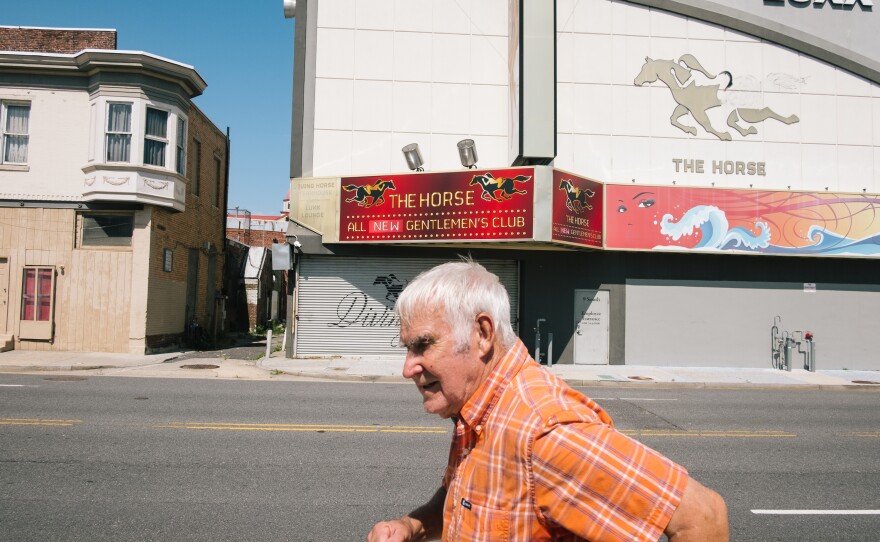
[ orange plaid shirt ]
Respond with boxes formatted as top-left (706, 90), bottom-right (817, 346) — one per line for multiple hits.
top-left (441, 340), bottom-right (688, 541)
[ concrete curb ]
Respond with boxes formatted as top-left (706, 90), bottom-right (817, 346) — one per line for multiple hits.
top-left (264, 368), bottom-right (880, 391)
top-left (2, 352), bottom-right (879, 390)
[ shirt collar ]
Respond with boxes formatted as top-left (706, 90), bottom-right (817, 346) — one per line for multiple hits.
top-left (458, 339), bottom-right (530, 429)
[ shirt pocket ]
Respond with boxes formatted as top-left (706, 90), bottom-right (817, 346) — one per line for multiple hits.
top-left (455, 500), bottom-right (510, 542)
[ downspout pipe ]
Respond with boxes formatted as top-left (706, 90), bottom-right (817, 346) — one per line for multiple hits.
top-left (223, 126), bottom-right (231, 242)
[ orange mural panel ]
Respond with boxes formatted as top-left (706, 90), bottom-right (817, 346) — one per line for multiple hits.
top-left (606, 185), bottom-right (880, 257)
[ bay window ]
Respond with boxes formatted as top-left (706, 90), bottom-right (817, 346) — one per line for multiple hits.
top-left (2, 102), bottom-right (30, 164)
top-left (98, 100), bottom-right (188, 176)
top-left (176, 117), bottom-right (187, 175)
top-left (144, 107), bottom-right (168, 167)
top-left (106, 102), bottom-right (132, 162)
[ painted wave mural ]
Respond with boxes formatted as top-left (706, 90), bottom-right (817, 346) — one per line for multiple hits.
top-left (606, 186), bottom-right (880, 258)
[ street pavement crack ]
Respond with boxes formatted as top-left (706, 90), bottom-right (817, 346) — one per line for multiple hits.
top-left (622, 399), bottom-right (684, 431)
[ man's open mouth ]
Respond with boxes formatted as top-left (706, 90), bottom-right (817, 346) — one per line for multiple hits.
top-left (421, 381), bottom-right (440, 392)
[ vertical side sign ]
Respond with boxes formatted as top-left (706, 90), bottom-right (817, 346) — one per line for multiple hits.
top-left (289, 177), bottom-right (341, 243)
top-left (551, 169), bottom-right (604, 248)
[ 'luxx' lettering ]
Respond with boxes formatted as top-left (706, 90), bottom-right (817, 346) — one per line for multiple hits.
top-left (767, 0), bottom-right (872, 7)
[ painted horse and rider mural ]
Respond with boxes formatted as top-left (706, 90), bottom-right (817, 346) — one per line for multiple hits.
top-left (469, 172), bottom-right (531, 202)
top-left (634, 54), bottom-right (800, 141)
top-left (342, 179), bottom-right (396, 207)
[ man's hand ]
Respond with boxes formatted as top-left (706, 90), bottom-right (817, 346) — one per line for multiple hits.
top-left (665, 476), bottom-right (729, 541)
top-left (367, 487), bottom-right (446, 542)
top-left (367, 517), bottom-right (419, 542)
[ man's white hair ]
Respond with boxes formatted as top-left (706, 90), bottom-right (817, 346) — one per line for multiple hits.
top-left (396, 258), bottom-right (517, 352)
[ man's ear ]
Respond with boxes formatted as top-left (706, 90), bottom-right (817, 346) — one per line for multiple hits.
top-left (474, 313), bottom-right (495, 358)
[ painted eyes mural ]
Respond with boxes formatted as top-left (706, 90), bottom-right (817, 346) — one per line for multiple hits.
top-left (617, 192), bottom-right (656, 213)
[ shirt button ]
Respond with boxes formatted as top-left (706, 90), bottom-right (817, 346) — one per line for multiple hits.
top-left (475, 425), bottom-right (482, 433)
top-left (462, 449), bottom-right (469, 456)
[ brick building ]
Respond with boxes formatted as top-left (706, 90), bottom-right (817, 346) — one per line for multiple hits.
top-left (0, 26), bottom-right (116, 53)
top-left (0, 27), bottom-right (229, 353)
top-left (226, 212), bottom-right (287, 248)
top-left (225, 210), bottom-right (288, 332)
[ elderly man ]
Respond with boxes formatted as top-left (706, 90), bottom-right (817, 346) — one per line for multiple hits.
top-left (368, 260), bottom-right (728, 542)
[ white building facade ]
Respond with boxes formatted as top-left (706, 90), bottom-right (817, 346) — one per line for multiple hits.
top-left (286, 1), bottom-right (880, 370)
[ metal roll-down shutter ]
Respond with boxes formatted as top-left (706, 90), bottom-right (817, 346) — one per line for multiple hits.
top-left (295, 256), bottom-right (519, 357)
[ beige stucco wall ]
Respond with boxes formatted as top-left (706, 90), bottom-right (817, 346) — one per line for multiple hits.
top-left (0, 207), bottom-right (134, 353)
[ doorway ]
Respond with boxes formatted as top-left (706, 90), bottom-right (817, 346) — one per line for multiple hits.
top-left (573, 289), bottom-right (610, 365)
top-left (0, 257), bottom-right (8, 332)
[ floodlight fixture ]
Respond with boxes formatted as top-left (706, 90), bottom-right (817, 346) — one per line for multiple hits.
top-left (402, 143), bottom-right (424, 171)
top-left (457, 139), bottom-right (478, 169)
top-left (283, 0), bottom-right (297, 18)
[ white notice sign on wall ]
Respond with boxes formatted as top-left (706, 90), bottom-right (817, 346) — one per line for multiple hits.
top-left (573, 289), bottom-right (610, 365)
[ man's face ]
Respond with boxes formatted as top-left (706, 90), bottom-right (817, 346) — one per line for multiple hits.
top-left (400, 307), bottom-right (484, 419)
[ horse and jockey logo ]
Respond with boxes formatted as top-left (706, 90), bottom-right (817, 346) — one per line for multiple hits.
top-left (469, 172), bottom-right (531, 202)
top-left (634, 54), bottom-right (800, 141)
top-left (342, 179), bottom-right (396, 207)
top-left (373, 274), bottom-right (405, 303)
top-left (558, 178), bottom-right (595, 213)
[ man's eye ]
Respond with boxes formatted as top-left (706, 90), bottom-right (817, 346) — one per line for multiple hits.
top-left (638, 199), bottom-right (655, 208)
top-left (405, 338), bottom-right (432, 354)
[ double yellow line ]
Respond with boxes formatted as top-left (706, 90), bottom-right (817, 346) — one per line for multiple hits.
top-left (156, 421), bottom-right (449, 434)
top-left (6, 418), bottom-right (874, 439)
top-left (0, 417), bottom-right (81, 427)
top-left (622, 429), bottom-right (797, 438)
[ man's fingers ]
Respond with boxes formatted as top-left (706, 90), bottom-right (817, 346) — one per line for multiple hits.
top-left (367, 520), bottom-right (409, 542)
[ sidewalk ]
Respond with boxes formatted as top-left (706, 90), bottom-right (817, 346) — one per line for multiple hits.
top-left (260, 356), bottom-right (880, 389)
top-left (1, 348), bottom-right (878, 389)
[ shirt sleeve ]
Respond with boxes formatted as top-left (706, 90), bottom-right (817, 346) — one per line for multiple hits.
top-left (531, 420), bottom-right (688, 542)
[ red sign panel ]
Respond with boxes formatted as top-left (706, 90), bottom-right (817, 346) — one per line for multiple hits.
top-left (551, 170), bottom-right (604, 248)
top-left (339, 168), bottom-right (535, 242)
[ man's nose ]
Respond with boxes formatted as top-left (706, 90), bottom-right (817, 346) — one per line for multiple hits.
top-left (402, 352), bottom-right (422, 379)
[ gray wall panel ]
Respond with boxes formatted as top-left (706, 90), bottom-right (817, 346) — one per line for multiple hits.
top-left (625, 280), bottom-right (880, 369)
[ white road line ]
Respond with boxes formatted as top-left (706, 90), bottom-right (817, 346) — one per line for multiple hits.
top-left (0, 384), bottom-right (37, 387)
top-left (752, 510), bottom-right (880, 515)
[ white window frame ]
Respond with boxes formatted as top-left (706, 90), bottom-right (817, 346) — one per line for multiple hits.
top-left (1, 101), bottom-right (31, 165)
top-left (94, 97), bottom-right (188, 175)
top-left (143, 106), bottom-right (169, 168)
top-left (176, 117), bottom-right (187, 176)
top-left (105, 101), bottom-right (133, 163)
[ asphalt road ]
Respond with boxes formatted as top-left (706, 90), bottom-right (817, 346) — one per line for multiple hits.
top-left (1, 374), bottom-right (878, 541)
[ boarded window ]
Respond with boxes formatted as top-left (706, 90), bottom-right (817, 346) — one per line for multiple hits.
top-left (81, 213), bottom-right (134, 247)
